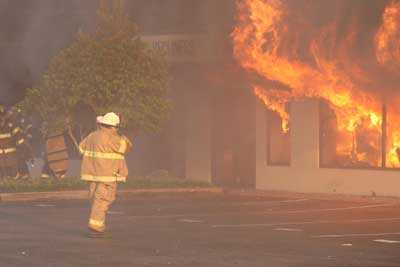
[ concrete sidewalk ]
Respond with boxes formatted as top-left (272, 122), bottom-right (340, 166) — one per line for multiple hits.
top-left (2, 187), bottom-right (400, 205)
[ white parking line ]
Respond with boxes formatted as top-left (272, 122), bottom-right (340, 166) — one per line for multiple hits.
top-left (178, 219), bottom-right (204, 223)
top-left (140, 198), bottom-right (309, 209)
top-left (128, 203), bottom-right (395, 219)
top-left (274, 204), bottom-right (394, 214)
top-left (274, 228), bottom-right (303, 232)
top-left (235, 198), bottom-right (309, 206)
top-left (313, 233), bottom-right (400, 238)
top-left (374, 239), bottom-right (400, 244)
top-left (212, 217), bottom-right (400, 228)
top-left (341, 243), bottom-right (353, 247)
top-left (34, 204), bottom-right (56, 207)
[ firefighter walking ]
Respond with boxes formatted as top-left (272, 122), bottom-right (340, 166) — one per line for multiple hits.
top-left (79, 112), bottom-right (132, 237)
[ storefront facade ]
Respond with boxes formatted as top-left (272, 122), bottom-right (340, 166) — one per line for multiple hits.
top-left (255, 99), bottom-right (400, 197)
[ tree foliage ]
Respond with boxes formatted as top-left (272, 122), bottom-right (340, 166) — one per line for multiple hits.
top-left (21, 0), bottom-right (170, 133)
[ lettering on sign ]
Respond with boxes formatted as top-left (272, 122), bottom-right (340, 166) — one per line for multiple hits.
top-left (152, 39), bottom-right (196, 58)
top-left (142, 35), bottom-right (211, 63)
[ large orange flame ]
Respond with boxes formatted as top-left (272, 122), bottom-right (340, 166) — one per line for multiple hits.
top-left (375, 0), bottom-right (400, 167)
top-left (232, 0), bottom-right (387, 167)
top-left (376, 0), bottom-right (400, 70)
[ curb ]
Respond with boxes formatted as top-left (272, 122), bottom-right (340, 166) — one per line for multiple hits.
top-left (222, 189), bottom-right (400, 204)
top-left (0, 187), bottom-right (223, 203)
top-left (3, 188), bottom-right (398, 204)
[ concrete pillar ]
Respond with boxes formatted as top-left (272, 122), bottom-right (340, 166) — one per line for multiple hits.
top-left (290, 99), bottom-right (320, 168)
top-left (255, 100), bottom-right (267, 182)
top-left (184, 81), bottom-right (212, 182)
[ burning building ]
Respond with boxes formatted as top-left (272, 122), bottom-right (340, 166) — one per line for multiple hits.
top-left (232, 0), bottom-right (400, 196)
top-left (9, 0), bottom-right (400, 196)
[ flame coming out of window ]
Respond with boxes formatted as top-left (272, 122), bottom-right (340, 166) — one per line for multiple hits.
top-left (232, 0), bottom-right (400, 167)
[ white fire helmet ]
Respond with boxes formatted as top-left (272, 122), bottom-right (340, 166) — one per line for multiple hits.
top-left (96, 112), bottom-right (120, 127)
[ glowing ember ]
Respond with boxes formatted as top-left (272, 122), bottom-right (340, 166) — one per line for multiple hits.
top-left (232, 0), bottom-right (398, 167)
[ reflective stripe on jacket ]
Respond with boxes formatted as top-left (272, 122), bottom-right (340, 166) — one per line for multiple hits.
top-left (0, 128), bottom-right (17, 156)
top-left (79, 128), bottom-right (131, 183)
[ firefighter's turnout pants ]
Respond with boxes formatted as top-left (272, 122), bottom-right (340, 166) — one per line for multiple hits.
top-left (79, 128), bottom-right (131, 232)
top-left (88, 182), bottom-right (117, 232)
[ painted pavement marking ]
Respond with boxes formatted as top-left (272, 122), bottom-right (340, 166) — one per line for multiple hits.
top-left (341, 243), bottom-right (353, 247)
top-left (178, 219), bottom-right (204, 223)
top-left (374, 239), bottom-right (400, 244)
top-left (128, 203), bottom-right (395, 220)
top-left (273, 227), bottom-right (303, 232)
top-left (212, 217), bottom-right (400, 228)
top-left (34, 204), bottom-right (56, 207)
top-left (273, 204), bottom-right (394, 214)
top-left (234, 198), bottom-right (309, 206)
top-left (313, 233), bottom-right (400, 238)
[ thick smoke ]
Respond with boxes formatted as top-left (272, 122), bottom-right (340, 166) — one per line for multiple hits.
top-left (0, 0), bottom-right (98, 105)
top-left (0, 0), bottom-right (232, 106)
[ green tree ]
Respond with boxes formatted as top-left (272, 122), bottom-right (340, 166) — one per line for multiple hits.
top-left (21, 0), bottom-right (170, 133)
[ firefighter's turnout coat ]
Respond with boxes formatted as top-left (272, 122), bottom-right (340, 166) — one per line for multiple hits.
top-left (79, 128), bottom-right (131, 182)
top-left (0, 118), bottom-right (17, 169)
top-left (0, 107), bottom-right (33, 176)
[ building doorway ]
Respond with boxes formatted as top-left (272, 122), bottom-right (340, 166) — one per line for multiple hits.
top-left (211, 86), bottom-right (256, 188)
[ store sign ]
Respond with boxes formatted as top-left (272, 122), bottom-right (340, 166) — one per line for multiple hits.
top-left (142, 34), bottom-right (212, 63)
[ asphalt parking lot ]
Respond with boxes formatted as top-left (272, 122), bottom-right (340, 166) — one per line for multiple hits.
top-left (1, 191), bottom-right (400, 267)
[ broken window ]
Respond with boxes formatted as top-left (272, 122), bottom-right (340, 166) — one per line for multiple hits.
top-left (319, 101), bottom-right (383, 168)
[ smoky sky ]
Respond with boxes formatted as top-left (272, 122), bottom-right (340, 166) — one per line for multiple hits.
top-left (0, 0), bottom-right (236, 106)
top-left (0, 0), bottom-right (98, 106)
